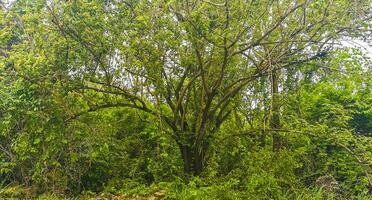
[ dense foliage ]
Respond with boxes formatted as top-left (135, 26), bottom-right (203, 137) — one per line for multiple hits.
top-left (0, 0), bottom-right (371, 199)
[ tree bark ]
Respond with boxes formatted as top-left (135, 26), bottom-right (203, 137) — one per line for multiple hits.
top-left (194, 149), bottom-right (203, 176)
top-left (179, 143), bottom-right (203, 176)
top-left (181, 145), bottom-right (193, 175)
top-left (271, 69), bottom-right (285, 151)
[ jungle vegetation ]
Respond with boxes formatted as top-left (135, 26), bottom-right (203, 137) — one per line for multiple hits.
top-left (0, 0), bottom-right (371, 199)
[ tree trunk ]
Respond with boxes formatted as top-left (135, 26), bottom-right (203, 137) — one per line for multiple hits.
top-left (194, 150), bottom-right (203, 176)
top-left (180, 144), bottom-right (203, 176)
top-left (181, 145), bottom-right (193, 175)
top-left (271, 69), bottom-right (285, 151)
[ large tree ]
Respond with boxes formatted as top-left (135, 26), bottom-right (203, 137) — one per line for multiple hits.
top-left (2, 0), bottom-right (370, 175)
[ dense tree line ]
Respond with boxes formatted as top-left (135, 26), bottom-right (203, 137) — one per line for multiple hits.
top-left (0, 0), bottom-right (371, 199)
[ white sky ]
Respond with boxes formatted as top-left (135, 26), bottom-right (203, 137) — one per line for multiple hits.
top-left (340, 39), bottom-right (372, 59)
